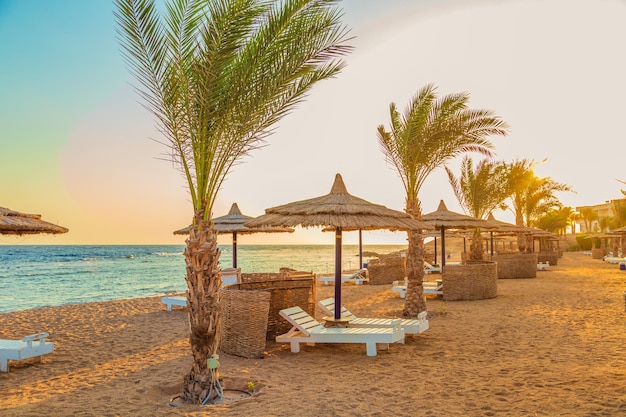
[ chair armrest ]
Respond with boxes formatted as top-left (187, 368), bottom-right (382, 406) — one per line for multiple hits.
top-left (22, 332), bottom-right (50, 347)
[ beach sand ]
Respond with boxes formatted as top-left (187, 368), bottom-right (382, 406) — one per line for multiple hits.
top-left (1, 251), bottom-right (625, 416)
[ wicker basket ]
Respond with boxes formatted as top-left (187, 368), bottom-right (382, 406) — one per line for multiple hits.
top-left (442, 261), bottom-right (497, 301)
top-left (367, 256), bottom-right (406, 285)
top-left (225, 277), bottom-right (315, 340)
top-left (591, 248), bottom-right (605, 260)
top-left (537, 251), bottom-right (558, 266)
top-left (492, 253), bottom-right (538, 279)
top-left (220, 289), bottom-right (270, 358)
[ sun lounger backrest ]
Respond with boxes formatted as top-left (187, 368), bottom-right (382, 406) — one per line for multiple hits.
top-left (317, 298), bottom-right (357, 320)
top-left (279, 307), bottom-right (324, 336)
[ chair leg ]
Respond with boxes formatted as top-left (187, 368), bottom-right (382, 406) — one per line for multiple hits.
top-left (365, 343), bottom-right (377, 356)
top-left (1, 359), bottom-right (8, 373)
top-left (290, 342), bottom-right (300, 353)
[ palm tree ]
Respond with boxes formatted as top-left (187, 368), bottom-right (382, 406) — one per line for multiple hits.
top-left (377, 84), bottom-right (509, 317)
top-left (115, 0), bottom-right (351, 404)
top-left (504, 159), bottom-right (572, 252)
top-left (578, 206), bottom-right (598, 233)
top-left (445, 157), bottom-right (509, 261)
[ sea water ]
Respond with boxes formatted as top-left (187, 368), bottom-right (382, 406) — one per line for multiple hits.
top-left (0, 244), bottom-right (406, 313)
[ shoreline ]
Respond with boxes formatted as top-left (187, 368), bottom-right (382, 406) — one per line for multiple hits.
top-left (1, 252), bottom-right (625, 416)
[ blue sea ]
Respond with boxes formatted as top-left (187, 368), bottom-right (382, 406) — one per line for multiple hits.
top-left (0, 244), bottom-right (406, 313)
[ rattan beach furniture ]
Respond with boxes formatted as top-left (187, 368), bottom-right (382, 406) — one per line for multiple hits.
top-left (317, 298), bottom-right (429, 335)
top-left (276, 306), bottom-right (404, 356)
top-left (0, 332), bottom-right (54, 372)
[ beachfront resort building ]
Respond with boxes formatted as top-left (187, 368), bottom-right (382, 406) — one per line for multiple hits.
top-left (576, 198), bottom-right (626, 233)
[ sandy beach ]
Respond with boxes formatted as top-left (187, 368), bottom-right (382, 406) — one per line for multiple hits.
top-left (1, 251), bottom-right (625, 416)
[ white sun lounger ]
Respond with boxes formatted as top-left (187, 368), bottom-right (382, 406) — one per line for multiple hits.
top-left (276, 306), bottom-right (404, 356)
top-left (0, 332), bottom-right (54, 372)
top-left (392, 277), bottom-right (443, 298)
top-left (537, 261), bottom-right (550, 270)
top-left (603, 256), bottom-right (626, 264)
top-left (424, 262), bottom-right (442, 274)
top-left (161, 296), bottom-right (187, 311)
top-left (317, 298), bottom-right (429, 335)
top-left (318, 269), bottom-right (368, 286)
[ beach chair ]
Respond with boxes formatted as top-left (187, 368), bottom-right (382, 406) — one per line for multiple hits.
top-left (391, 278), bottom-right (408, 298)
top-left (603, 256), bottom-right (626, 264)
top-left (537, 261), bottom-right (550, 271)
top-left (423, 280), bottom-right (444, 295)
top-left (424, 262), bottom-right (442, 274)
top-left (0, 332), bottom-right (54, 372)
top-left (276, 306), bottom-right (404, 356)
top-left (221, 267), bottom-right (242, 286)
top-left (317, 298), bottom-right (429, 335)
top-left (161, 295), bottom-right (187, 311)
top-left (318, 269), bottom-right (368, 286)
top-left (391, 277), bottom-right (443, 297)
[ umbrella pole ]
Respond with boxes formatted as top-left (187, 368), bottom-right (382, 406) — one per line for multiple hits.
top-left (434, 237), bottom-right (437, 265)
top-left (441, 227), bottom-right (446, 267)
top-left (232, 232), bottom-right (238, 269)
top-left (335, 227), bottom-right (342, 320)
top-left (359, 229), bottom-right (363, 269)
top-left (490, 232), bottom-right (494, 256)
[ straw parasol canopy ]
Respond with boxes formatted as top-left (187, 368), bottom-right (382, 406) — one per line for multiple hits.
top-left (611, 226), bottom-right (626, 234)
top-left (174, 202), bottom-right (294, 268)
top-left (245, 173), bottom-right (430, 319)
top-left (484, 213), bottom-right (539, 255)
top-left (0, 206), bottom-right (68, 236)
top-left (421, 200), bottom-right (495, 266)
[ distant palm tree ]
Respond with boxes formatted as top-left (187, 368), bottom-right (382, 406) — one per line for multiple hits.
top-left (504, 159), bottom-right (572, 252)
top-left (446, 157), bottom-right (509, 260)
top-left (115, 0), bottom-right (351, 404)
top-left (578, 206), bottom-right (598, 233)
top-left (377, 84), bottom-right (509, 316)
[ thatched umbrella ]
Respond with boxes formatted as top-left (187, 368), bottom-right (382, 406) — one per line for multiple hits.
top-left (245, 173), bottom-right (429, 320)
top-left (174, 202), bottom-right (293, 268)
top-left (0, 207), bottom-right (68, 235)
top-left (421, 200), bottom-right (494, 266)
top-left (485, 213), bottom-right (538, 255)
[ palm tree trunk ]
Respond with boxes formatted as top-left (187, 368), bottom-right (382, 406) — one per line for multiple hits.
top-left (403, 199), bottom-right (427, 317)
top-left (181, 211), bottom-right (222, 404)
top-left (469, 228), bottom-right (484, 260)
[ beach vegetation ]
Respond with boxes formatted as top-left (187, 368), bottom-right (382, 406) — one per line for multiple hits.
top-left (115, 0), bottom-right (352, 405)
top-left (445, 157), bottom-right (509, 261)
top-left (502, 159), bottom-right (572, 252)
top-left (377, 83), bottom-right (509, 317)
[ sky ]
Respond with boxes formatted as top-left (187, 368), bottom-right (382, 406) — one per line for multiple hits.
top-left (1, 0), bottom-right (625, 246)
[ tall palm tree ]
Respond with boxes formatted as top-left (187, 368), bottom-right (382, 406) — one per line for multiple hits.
top-left (504, 159), bottom-right (572, 252)
top-left (115, 0), bottom-right (351, 404)
top-left (377, 84), bottom-right (509, 317)
top-left (445, 157), bottom-right (509, 260)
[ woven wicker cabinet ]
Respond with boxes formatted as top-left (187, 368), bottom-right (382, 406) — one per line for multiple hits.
top-left (442, 261), bottom-right (497, 301)
top-left (220, 289), bottom-right (270, 358)
top-left (492, 253), bottom-right (537, 279)
top-left (220, 277), bottom-right (315, 358)
top-left (591, 248), bottom-right (605, 260)
top-left (367, 256), bottom-right (406, 285)
top-left (537, 251), bottom-right (558, 266)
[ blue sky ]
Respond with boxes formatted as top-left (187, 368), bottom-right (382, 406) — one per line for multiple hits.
top-left (1, 0), bottom-right (625, 245)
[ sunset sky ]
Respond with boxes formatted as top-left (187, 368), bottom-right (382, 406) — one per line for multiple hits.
top-left (1, 0), bottom-right (625, 245)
